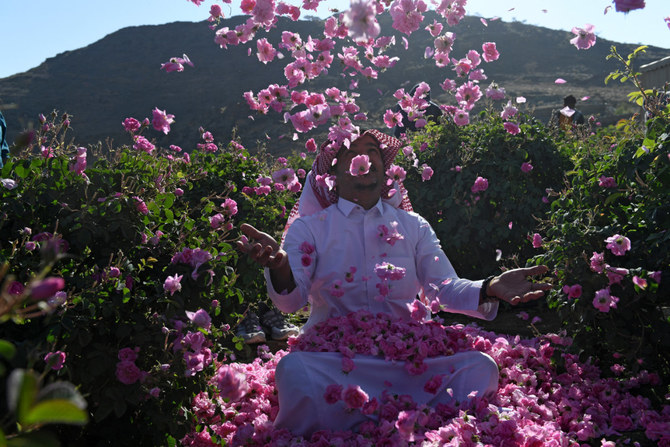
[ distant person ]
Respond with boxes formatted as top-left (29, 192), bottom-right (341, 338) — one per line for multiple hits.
top-left (643, 90), bottom-right (669, 136)
top-left (0, 111), bottom-right (8, 169)
top-left (549, 95), bottom-right (585, 131)
top-left (393, 83), bottom-right (442, 138)
top-left (643, 90), bottom-right (669, 122)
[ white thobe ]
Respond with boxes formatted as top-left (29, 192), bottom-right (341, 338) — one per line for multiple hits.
top-left (265, 198), bottom-right (500, 435)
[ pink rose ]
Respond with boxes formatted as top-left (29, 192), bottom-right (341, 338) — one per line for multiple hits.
top-left (163, 274), bottom-right (183, 296)
top-left (8, 281), bottom-right (24, 296)
top-left (613, 0), bottom-right (645, 12)
top-left (342, 357), bottom-right (355, 373)
top-left (151, 107), bottom-right (175, 135)
top-left (605, 234), bottom-right (631, 256)
top-left (324, 384), bottom-right (343, 404)
top-left (212, 364), bottom-right (249, 401)
top-left (423, 374), bottom-right (443, 394)
top-left (186, 309), bottom-right (212, 330)
top-left (421, 165), bottom-right (434, 182)
top-left (30, 277), bottom-right (65, 300)
top-left (118, 347), bottom-right (139, 362)
top-left (342, 384), bottom-right (369, 409)
top-left (521, 162), bottom-right (533, 173)
top-left (116, 360), bottom-right (143, 385)
top-left (44, 351), bottom-right (66, 370)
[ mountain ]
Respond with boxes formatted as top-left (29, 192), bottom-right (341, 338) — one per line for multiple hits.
top-left (0, 13), bottom-right (666, 155)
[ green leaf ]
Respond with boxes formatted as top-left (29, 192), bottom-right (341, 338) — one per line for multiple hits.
top-left (642, 137), bottom-right (655, 149)
top-left (604, 192), bottom-right (623, 206)
top-left (36, 381), bottom-right (87, 411)
top-left (7, 369), bottom-right (38, 423)
top-left (14, 163), bottom-right (28, 179)
top-left (23, 400), bottom-right (88, 426)
top-left (632, 45), bottom-right (648, 55)
top-left (162, 193), bottom-right (175, 209)
top-left (634, 146), bottom-right (649, 158)
top-left (164, 209), bottom-right (174, 224)
top-left (0, 339), bottom-right (16, 360)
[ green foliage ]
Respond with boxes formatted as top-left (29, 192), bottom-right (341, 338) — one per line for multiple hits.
top-left (0, 114), bottom-right (301, 445)
top-left (401, 112), bottom-right (570, 279)
top-left (527, 46), bottom-right (670, 396)
top-left (534, 113), bottom-right (670, 391)
top-left (402, 103), bottom-right (669, 401)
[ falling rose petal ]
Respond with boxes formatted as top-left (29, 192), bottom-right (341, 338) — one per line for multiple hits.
top-left (277, 51), bottom-right (285, 59)
top-left (516, 96), bottom-right (526, 103)
top-left (604, 5), bottom-right (611, 14)
top-left (434, 256), bottom-right (439, 262)
top-left (542, 9), bottom-right (548, 13)
top-left (248, 48), bottom-right (252, 56)
top-left (555, 78), bottom-right (567, 84)
top-left (495, 249), bottom-right (502, 261)
top-left (508, 221), bottom-right (513, 229)
top-left (480, 18), bottom-right (488, 26)
top-left (278, 134), bottom-right (285, 140)
top-left (490, 16), bottom-right (500, 21)
top-left (424, 46), bottom-right (434, 59)
top-left (581, 96), bottom-right (590, 101)
top-left (508, 7), bottom-right (515, 11)
top-left (292, 133), bottom-right (299, 141)
top-left (468, 390), bottom-right (479, 399)
top-left (377, 88), bottom-right (383, 96)
top-left (402, 37), bottom-right (409, 49)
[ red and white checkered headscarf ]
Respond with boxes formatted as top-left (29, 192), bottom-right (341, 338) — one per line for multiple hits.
top-left (282, 129), bottom-right (413, 243)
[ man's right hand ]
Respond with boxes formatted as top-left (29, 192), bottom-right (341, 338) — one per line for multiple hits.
top-left (237, 223), bottom-right (296, 293)
top-left (236, 223), bottom-right (288, 270)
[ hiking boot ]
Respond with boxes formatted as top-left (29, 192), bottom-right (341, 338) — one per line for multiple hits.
top-left (235, 312), bottom-right (266, 344)
top-left (261, 308), bottom-right (299, 341)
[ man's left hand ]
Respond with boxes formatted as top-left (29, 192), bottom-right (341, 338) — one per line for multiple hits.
top-left (487, 265), bottom-right (553, 305)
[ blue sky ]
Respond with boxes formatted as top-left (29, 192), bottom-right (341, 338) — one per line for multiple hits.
top-left (0, 0), bottom-right (667, 79)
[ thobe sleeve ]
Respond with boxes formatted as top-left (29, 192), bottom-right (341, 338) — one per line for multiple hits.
top-left (264, 219), bottom-right (314, 313)
top-left (414, 215), bottom-right (498, 321)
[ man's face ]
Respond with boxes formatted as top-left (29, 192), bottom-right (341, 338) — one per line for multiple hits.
top-left (333, 134), bottom-right (385, 209)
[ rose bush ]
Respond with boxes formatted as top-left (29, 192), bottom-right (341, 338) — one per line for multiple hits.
top-left (533, 108), bottom-right (670, 395)
top-left (400, 110), bottom-right (571, 279)
top-left (0, 112), bottom-right (304, 444)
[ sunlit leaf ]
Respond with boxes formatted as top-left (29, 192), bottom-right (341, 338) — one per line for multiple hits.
top-left (0, 340), bottom-right (16, 360)
top-left (7, 369), bottom-right (38, 423)
top-left (23, 400), bottom-right (88, 426)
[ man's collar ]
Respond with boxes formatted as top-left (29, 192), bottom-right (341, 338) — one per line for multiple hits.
top-left (337, 197), bottom-right (384, 216)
